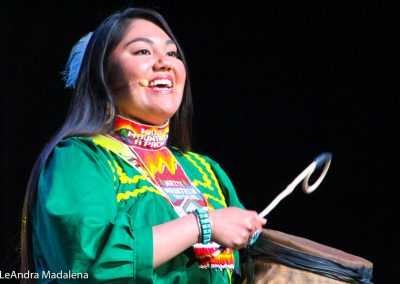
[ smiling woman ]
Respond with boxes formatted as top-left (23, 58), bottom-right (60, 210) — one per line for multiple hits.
top-left (108, 19), bottom-right (186, 125)
top-left (20, 7), bottom-right (266, 284)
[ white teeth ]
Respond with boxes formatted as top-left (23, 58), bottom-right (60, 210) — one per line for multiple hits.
top-left (149, 79), bottom-right (172, 88)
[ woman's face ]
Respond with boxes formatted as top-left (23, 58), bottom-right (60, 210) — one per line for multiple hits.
top-left (108, 19), bottom-right (186, 125)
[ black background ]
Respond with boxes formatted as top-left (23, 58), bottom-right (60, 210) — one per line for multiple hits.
top-left (1, 1), bottom-right (398, 282)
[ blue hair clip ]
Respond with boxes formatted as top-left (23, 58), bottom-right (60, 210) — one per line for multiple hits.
top-left (62, 32), bottom-right (93, 89)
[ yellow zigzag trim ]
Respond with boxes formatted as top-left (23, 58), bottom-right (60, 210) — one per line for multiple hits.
top-left (203, 193), bottom-right (225, 205)
top-left (117, 186), bottom-right (161, 202)
top-left (91, 135), bottom-right (159, 201)
top-left (183, 153), bottom-right (214, 190)
top-left (107, 160), bottom-right (117, 182)
top-left (113, 160), bottom-right (146, 184)
top-left (184, 153), bottom-right (227, 207)
top-left (107, 160), bottom-right (117, 190)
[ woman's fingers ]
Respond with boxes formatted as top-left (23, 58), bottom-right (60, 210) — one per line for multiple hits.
top-left (209, 207), bottom-right (267, 249)
top-left (247, 211), bottom-right (266, 233)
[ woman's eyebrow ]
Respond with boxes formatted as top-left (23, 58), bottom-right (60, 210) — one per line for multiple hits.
top-left (125, 38), bottom-right (176, 47)
top-left (166, 39), bottom-right (175, 45)
top-left (125, 37), bottom-right (153, 47)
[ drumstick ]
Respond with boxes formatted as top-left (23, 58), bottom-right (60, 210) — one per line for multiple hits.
top-left (259, 152), bottom-right (332, 218)
top-left (211, 152), bottom-right (332, 258)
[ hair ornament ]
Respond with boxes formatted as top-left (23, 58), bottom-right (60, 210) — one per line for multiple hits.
top-left (62, 32), bottom-right (93, 89)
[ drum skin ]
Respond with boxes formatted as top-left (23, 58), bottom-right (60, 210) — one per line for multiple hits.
top-left (240, 229), bottom-right (373, 284)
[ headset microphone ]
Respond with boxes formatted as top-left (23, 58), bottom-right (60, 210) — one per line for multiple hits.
top-left (137, 79), bottom-right (149, 87)
top-left (112, 79), bottom-right (149, 91)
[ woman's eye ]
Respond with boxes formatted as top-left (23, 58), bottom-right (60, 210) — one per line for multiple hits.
top-left (134, 49), bottom-right (151, 55)
top-left (166, 51), bottom-right (178, 57)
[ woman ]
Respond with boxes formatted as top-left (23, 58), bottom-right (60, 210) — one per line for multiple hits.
top-left (21, 8), bottom-right (266, 283)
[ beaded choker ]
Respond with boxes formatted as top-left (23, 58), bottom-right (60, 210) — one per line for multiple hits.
top-left (111, 116), bottom-right (169, 150)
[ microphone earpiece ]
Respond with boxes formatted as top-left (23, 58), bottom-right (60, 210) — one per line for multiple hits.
top-left (112, 79), bottom-right (149, 91)
top-left (138, 79), bottom-right (149, 87)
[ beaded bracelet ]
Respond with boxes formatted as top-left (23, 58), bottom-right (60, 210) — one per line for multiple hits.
top-left (192, 208), bottom-right (212, 244)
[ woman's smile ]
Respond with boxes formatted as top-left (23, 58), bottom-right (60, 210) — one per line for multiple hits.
top-left (147, 74), bottom-right (174, 94)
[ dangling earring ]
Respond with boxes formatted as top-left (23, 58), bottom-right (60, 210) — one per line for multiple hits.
top-left (105, 102), bottom-right (115, 125)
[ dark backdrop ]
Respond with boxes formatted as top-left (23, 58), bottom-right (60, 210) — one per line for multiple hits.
top-left (1, 1), bottom-right (398, 282)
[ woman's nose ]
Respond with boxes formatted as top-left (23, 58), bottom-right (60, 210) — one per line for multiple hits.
top-left (153, 54), bottom-right (172, 71)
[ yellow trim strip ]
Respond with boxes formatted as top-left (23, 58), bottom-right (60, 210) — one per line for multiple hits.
top-left (227, 269), bottom-right (233, 283)
top-left (117, 186), bottom-right (162, 202)
top-left (92, 134), bottom-right (136, 165)
top-left (93, 135), bottom-right (159, 200)
top-left (183, 153), bottom-right (214, 190)
top-left (184, 152), bottom-right (227, 207)
top-left (113, 160), bottom-right (146, 184)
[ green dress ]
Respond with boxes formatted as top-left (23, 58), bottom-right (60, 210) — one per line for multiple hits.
top-left (32, 136), bottom-right (244, 283)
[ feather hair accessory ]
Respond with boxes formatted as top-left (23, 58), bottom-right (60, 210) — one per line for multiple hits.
top-left (62, 32), bottom-right (93, 89)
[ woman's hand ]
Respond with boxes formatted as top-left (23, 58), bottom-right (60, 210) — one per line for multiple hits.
top-left (153, 207), bottom-right (266, 268)
top-left (209, 207), bottom-right (267, 249)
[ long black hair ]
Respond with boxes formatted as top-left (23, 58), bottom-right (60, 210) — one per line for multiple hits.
top-left (21, 7), bottom-right (193, 276)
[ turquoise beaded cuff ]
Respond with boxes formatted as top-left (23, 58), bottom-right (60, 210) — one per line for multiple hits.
top-left (192, 208), bottom-right (212, 244)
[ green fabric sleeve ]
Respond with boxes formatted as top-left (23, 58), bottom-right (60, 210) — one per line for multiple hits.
top-left (32, 138), bottom-right (153, 283)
